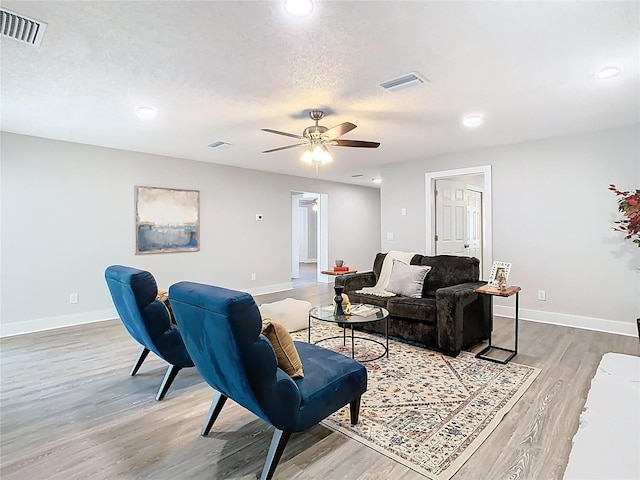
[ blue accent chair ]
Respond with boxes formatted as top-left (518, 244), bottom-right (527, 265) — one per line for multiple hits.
top-left (168, 281), bottom-right (368, 480)
top-left (104, 265), bottom-right (194, 400)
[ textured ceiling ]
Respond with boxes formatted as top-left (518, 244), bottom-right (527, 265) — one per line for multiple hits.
top-left (2, 1), bottom-right (638, 186)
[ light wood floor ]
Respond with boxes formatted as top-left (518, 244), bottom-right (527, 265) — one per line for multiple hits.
top-left (1, 282), bottom-right (638, 480)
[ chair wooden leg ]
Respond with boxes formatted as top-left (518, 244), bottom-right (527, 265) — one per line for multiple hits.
top-left (155, 364), bottom-right (181, 401)
top-left (201, 391), bottom-right (228, 436)
top-left (350, 396), bottom-right (362, 425)
top-left (130, 346), bottom-right (150, 376)
top-left (259, 429), bottom-right (292, 480)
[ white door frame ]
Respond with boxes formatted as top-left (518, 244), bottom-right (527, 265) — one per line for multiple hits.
top-left (425, 166), bottom-right (492, 280)
top-left (291, 191), bottom-right (329, 283)
top-left (316, 193), bottom-right (330, 283)
top-left (291, 194), bottom-right (303, 278)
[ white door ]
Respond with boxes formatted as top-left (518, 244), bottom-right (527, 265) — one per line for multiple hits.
top-left (467, 189), bottom-right (482, 272)
top-left (435, 179), bottom-right (468, 256)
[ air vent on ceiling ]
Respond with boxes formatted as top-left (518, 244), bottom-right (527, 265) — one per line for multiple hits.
top-left (1, 8), bottom-right (47, 46)
top-left (208, 141), bottom-right (230, 149)
top-left (380, 71), bottom-right (428, 92)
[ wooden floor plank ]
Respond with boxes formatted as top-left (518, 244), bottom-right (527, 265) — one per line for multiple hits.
top-left (1, 281), bottom-right (638, 479)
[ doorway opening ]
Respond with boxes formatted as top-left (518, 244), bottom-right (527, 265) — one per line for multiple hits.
top-left (291, 191), bottom-right (329, 285)
top-left (425, 166), bottom-right (492, 280)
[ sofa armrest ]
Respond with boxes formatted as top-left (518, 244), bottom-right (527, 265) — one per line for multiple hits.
top-left (435, 281), bottom-right (490, 356)
top-left (335, 271), bottom-right (377, 293)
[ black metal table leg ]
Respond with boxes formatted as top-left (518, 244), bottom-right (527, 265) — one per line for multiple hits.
top-left (386, 316), bottom-right (389, 358)
top-left (513, 291), bottom-right (519, 355)
top-left (351, 324), bottom-right (355, 359)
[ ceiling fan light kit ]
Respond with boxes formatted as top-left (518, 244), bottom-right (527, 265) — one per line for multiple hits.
top-left (261, 109), bottom-right (380, 175)
top-left (306, 145), bottom-right (332, 165)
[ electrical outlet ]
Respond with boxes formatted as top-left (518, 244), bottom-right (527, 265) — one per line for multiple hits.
top-left (401, 208), bottom-right (407, 216)
top-left (70, 293), bottom-right (79, 304)
top-left (251, 273), bottom-right (256, 281)
top-left (537, 290), bottom-right (546, 301)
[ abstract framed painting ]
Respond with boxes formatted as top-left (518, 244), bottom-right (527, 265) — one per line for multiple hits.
top-left (135, 186), bottom-right (200, 254)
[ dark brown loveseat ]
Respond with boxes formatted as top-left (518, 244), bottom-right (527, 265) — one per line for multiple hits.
top-left (335, 253), bottom-right (491, 357)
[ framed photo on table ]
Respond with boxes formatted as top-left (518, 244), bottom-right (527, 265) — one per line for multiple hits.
top-left (488, 261), bottom-right (511, 288)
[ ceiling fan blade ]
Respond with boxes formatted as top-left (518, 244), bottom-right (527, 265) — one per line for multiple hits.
top-left (261, 128), bottom-right (306, 140)
top-left (332, 139), bottom-right (381, 148)
top-left (324, 122), bottom-right (357, 139)
top-left (262, 143), bottom-right (308, 153)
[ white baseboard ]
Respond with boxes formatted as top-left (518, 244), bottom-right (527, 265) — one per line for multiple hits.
top-left (0, 308), bottom-right (118, 338)
top-left (493, 305), bottom-right (638, 338)
top-left (0, 282), bottom-right (295, 338)
top-left (239, 282), bottom-right (294, 297)
top-left (5, 292), bottom-right (635, 340)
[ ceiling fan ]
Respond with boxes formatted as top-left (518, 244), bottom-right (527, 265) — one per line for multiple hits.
top-left (261, 110), bottom-right (380, 174)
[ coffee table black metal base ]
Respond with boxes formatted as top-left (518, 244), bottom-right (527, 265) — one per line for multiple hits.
top-left (308, 305), bottom-right (390, 363)
top-left (313, 322), bottom-right (389, 363)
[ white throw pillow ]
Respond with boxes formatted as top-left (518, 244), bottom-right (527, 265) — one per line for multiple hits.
top-left (385, 259), bottom-right (432, 298)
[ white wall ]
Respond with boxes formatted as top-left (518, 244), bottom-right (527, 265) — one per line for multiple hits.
top-left (380, 125), bottom-right (640, 335)
top-left (1, 133), bottom-right (381, 335)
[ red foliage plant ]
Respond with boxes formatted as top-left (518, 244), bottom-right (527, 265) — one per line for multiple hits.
top-left (609, 184), bottom-right (640, 247)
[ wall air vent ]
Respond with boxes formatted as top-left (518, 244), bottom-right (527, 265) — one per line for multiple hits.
top-left (1, 8), bottom-right (47, 46)
top-left (208, 141), bottom-right (230, 149)
top-left (380, 71), bottom-right (428, 92)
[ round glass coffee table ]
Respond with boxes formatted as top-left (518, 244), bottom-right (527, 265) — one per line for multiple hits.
top-left (308, 305), bottom-right (389, 362)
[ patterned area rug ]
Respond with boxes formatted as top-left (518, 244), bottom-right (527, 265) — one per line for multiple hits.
top-left (292, 322), bottom-right (540, 480)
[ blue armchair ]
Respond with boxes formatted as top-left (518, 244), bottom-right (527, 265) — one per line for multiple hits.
top-left (168, 281), bottom-right (368, 480)
top-left (104, 265), bottom-right (194, 400)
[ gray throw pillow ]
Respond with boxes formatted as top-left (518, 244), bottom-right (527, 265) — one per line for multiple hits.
top-left (386, 259), bottom-right (432, 298)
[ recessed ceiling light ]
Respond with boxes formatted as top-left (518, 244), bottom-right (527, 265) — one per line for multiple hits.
top-left (136, 106), bottom-right (157, 118)
top-left (372, 178), bottom-right (382, 184)
top-left (284, 0), bottom-right (313, 16)
top-left (462, 114), bottom-right (484, 127)
top-left (596, 66), bottom-right (622, 79)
